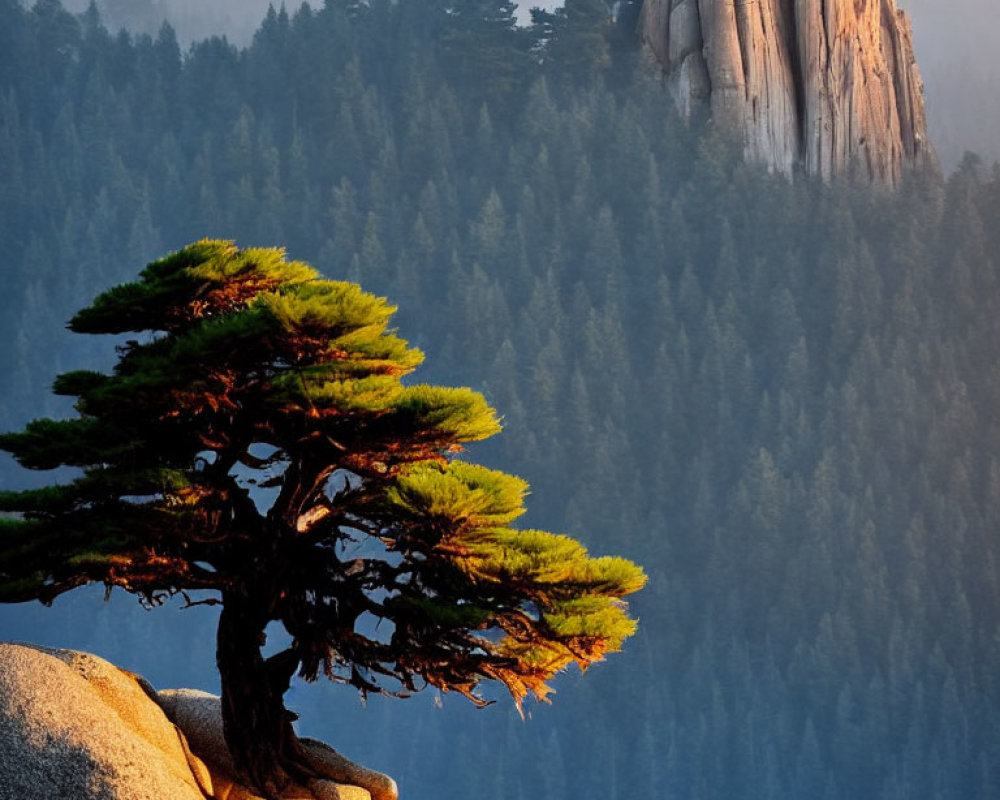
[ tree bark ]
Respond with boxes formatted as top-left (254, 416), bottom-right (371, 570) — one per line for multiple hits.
top-left (216, 587), bottom-right (309, 798)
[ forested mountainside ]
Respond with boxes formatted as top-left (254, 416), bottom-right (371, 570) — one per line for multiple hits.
top-left (49, 0), bottom-right (1000, 172)
top-left (2, 2), bottom-right (1000, 799)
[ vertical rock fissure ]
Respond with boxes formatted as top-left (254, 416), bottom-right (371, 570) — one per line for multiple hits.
top-left (783, 0), bottom-right (807, 153)
top-left (662, 0), bottom-right (673, 59)
top-left (818, 0), bottom-right (830, 66)
top-left (733, 0), bottom-right (752, 97)
top-left (885, 7), bottom-right (915, 160)
top-left (820, 0), bottom-right (833, 180)
top-left (683, 0), bottom-right (705, 65)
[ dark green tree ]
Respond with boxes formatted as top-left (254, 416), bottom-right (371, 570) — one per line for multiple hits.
top-left (536, 0), bottom-right (613, 78)
top-left (0, 241), bottom-right (646, 796)
top-left (434, 0), bottom-right (532, 108)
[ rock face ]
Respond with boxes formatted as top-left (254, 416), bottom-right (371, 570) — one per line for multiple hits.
top-left (0, 643), bottom-right (206, 800)
top-left (0, 643), bottom-right (396, 800)
top-left (638, 0), bottom-right (935, 182)
top-left (157, 689), bottom-right (398, 800)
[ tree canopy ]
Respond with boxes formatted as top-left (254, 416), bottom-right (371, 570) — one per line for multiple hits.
top-left (0, 240), bottom-right (646, 795)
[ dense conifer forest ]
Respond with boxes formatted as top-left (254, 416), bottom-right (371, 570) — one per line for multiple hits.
top-left (2, 1), bottom-right (1000, 798)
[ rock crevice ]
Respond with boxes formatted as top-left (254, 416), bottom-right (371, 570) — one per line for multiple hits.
top-left (639, 0), bottom-right (934, 182)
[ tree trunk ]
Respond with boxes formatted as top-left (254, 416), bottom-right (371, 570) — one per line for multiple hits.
top-left (216, 587), bottom-right (309, 798)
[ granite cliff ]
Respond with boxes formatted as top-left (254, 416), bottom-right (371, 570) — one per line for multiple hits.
top-left (638, 0), bottom-right (935, 182)
top-left (0, 643), bottom-right (397, 800)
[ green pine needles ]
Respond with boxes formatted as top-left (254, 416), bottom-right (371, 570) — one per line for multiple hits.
top-left (0, 240), bottom-right (645, 794)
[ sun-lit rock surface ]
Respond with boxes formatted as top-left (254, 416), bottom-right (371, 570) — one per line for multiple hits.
top-left (158, 689), bottom-right (397, 800)
top-left (0, 642), bottom-right (205, 800)
top-left (639, 0), bottom-right (935, 182)
top-left (0, 643), bottom-right (391, 800)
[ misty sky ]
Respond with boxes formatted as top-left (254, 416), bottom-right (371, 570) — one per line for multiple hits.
top-left (55, 0), bottom-right (1000, 168)
top-left (902, 0), bottom-right (1000, 167)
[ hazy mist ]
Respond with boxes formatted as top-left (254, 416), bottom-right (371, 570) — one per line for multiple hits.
top-left (904, 0), bottom-right (1000, 168)
top-left (5, 3), bottom-right (1000, 797)
top-left (53, 0), bottom-right (1000, 170)
top-left (58, 0), bottom-right (275, 47)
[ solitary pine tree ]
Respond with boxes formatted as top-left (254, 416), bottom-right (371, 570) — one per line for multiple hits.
top-left (0, 241), bottom-right (646, 796)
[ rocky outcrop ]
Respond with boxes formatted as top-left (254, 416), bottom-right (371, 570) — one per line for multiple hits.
top-left (158, 689), bottom-right (398, 800)
top-left (638, 0), bottom-right (935, 182)
top-left (0, 643), bottom-right (396, 800)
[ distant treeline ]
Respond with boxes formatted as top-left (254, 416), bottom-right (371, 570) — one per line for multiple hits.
top-left (2, 2), bottom-right (1000, 799)
top-left (57, 0), bottom-right (276, 46)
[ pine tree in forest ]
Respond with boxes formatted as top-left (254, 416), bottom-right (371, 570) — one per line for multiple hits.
top-left (0, 241), bottom-right (646, 797)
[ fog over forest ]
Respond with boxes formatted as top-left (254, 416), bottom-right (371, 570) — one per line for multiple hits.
top-left (53, 0), bottom-right (1000, 169)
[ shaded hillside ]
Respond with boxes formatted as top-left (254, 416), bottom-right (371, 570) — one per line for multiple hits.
top-left (2, 3), bottom-right (1000, 799)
